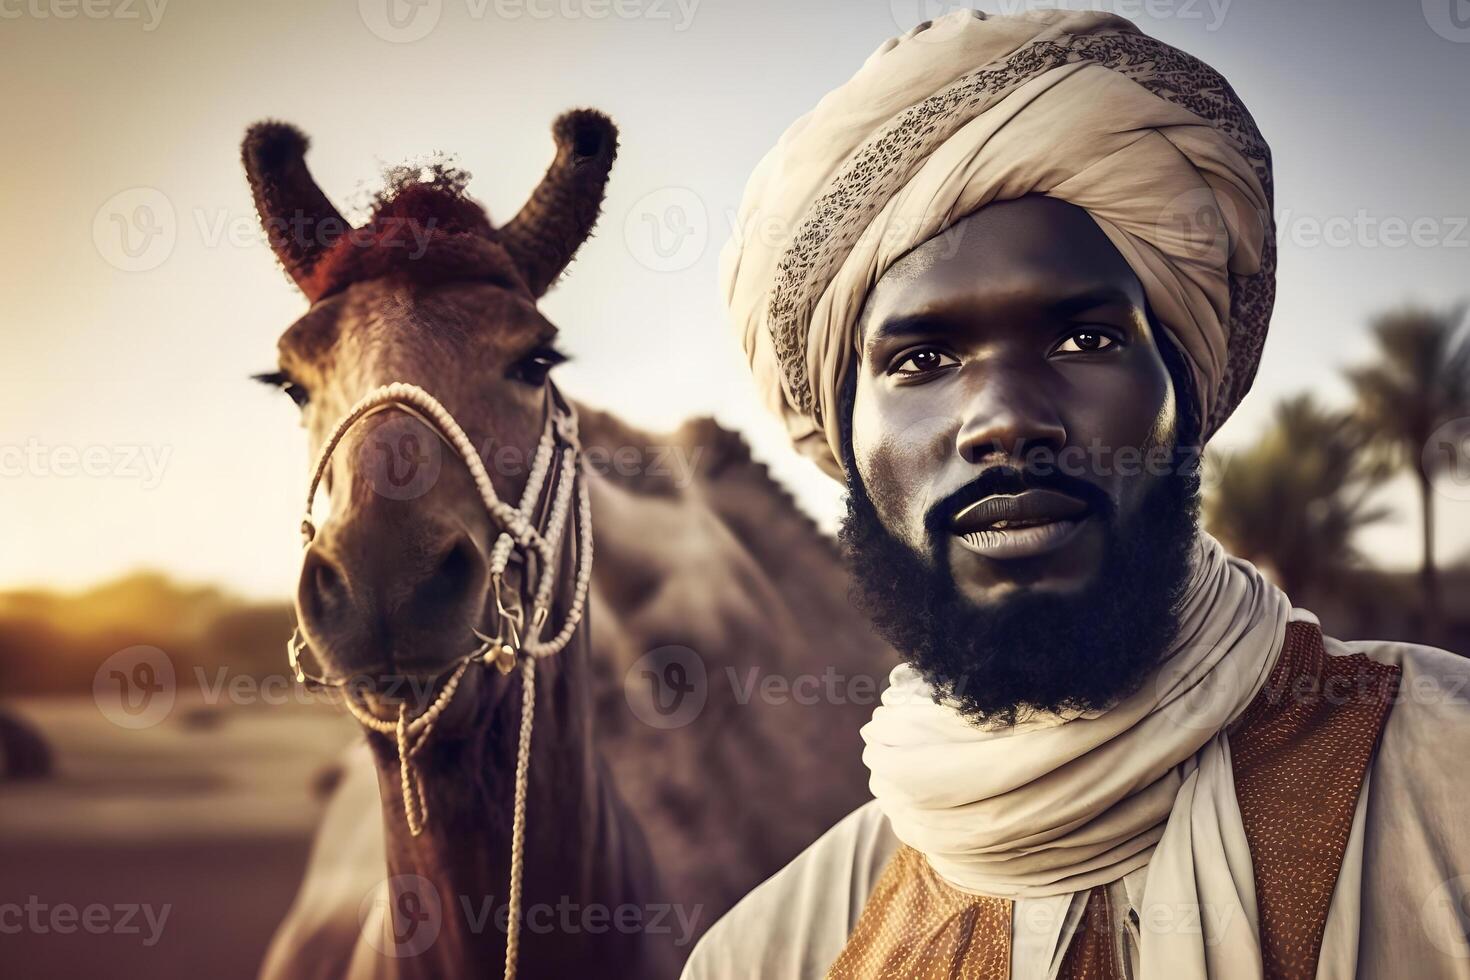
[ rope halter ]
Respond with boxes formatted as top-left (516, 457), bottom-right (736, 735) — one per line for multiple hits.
top-left (285, 380), bottom-right (592, 980)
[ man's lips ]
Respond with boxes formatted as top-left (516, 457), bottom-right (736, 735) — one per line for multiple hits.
top-left (950, 489), bottom-right (1092, 560)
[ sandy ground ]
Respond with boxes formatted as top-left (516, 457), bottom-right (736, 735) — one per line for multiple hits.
top-left (1, 695), bottom-right (359, 979)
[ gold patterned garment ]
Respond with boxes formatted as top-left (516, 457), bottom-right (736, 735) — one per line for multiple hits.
top-left (827, 846), bottom-right (1012, 979)
top-left (824, 622), bottom-right (1398, 980)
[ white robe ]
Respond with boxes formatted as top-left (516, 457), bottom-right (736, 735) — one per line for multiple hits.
top-left (682, 632), bottom-right (1470, 979)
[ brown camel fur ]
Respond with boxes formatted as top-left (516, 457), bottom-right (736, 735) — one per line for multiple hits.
top-left (246, 111), bottom-right (895, 978)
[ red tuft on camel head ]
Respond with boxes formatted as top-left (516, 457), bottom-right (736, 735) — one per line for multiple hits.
top-left (241, 109), bottom-right (619, 303)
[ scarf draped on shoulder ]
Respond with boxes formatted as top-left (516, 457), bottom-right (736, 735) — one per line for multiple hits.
top-left (863, 533), bottom-right (1294, 977)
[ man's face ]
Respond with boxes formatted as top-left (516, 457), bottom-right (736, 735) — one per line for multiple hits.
top-left (845, 195), bottom-right (1200, 721)
top-left (852, 195), bottom-right (1177, 603)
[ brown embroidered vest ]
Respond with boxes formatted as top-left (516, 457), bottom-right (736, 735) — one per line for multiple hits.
top-left (827, 622), bottom-right (1401, 980)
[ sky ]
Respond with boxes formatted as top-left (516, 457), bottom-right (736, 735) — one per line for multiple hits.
top-left (3, 0), bottom-right (1469, 598)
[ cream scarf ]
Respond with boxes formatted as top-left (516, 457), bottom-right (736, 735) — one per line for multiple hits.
top-left (862, 533), bottom-right (1296, 977)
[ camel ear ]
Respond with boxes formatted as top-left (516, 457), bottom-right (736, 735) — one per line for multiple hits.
top-left (242, 121), bottom-right (348, 297)
top-left (498, 109), bottom-right (619, 297)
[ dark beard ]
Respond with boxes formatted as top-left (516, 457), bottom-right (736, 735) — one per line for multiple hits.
top-left (840, 458), bottom-right (1201, 726)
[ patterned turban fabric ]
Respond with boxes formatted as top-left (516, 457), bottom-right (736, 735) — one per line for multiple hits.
top-left (721, 9), bottom-right (1275, 480)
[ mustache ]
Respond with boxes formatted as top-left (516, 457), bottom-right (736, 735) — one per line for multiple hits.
top-left (923, 465), bottom-right (1115, 538)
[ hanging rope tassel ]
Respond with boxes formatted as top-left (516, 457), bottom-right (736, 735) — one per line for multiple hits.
top-left (503, 653), bottom-right (536, 980)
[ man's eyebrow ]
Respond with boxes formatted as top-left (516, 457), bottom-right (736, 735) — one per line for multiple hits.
top-left (1046, 286), bottom-right (1138, 318)
top-left (866, 313), bottom-right (944, 348)
top-left (866, 286), bottom-right (1138, 349)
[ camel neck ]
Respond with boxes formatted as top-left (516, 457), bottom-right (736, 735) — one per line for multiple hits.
top-left (359, 625), bottom-right (666, 977)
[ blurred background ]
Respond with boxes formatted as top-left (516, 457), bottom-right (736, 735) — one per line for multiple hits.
top-left (3, 0), bottom-right (1468, 975)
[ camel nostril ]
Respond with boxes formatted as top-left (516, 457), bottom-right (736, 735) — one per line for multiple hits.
top-left (416, 535), bottom-right (485, 612)
top-left (300, 547), bottom-right (348, 625)
top-left (314, 561), bottom-right (341, 603)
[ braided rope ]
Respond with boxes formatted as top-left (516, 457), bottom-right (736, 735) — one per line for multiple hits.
top-left (504, 653), bottom-right (537, 979)
top-left (295, 381), bottom-right (592, 980)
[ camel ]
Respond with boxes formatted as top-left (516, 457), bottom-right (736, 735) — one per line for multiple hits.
top-left (245, 110), bottom-right (894, 979)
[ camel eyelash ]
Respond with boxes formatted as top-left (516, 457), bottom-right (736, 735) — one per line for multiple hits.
top-left (252, 371), bottom-right (310, 407)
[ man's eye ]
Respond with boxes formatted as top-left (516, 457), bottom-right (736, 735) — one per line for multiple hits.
top-left (1053, 330), bottom-right (1118, 354)
top-left (253, 371), bottom-right (310, 408)
top-left (509, 346), bottom-right (568, 386)
top-left (892, 349), bottom-right (958, 376)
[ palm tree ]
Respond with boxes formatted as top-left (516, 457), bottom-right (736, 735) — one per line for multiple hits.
top-left (1205, 395), bottom-right (1391, 598)
top-left (1347, 304), bottom-right (1470, 640)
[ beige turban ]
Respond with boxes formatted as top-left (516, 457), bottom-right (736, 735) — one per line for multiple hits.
top-left (722, 9), bottom-right (1275, 481)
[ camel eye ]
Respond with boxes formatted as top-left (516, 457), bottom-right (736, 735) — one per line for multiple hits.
top-left (509, 346), bottom-right (568, 386)
top-left (253, 371), bottom-right (310, 408)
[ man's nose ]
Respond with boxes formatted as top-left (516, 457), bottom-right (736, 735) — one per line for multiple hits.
top-left (953, 371), bottom-right (1067, 463)
top-left (296, 503), bottom-right (488, 675)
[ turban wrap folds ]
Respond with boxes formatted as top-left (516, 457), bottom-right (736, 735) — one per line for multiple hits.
top-left (721, 9), bottom-right (1275, 480)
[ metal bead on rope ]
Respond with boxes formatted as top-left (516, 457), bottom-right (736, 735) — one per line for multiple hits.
top-left (288, 381), bottom-right (592, 980)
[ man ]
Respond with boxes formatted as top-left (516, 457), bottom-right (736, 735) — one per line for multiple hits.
top-left (686, 10), bottom-right (1470, 978)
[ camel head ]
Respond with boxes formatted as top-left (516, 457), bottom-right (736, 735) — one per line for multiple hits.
top-left (244, 110), bottom-right (617, 707)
